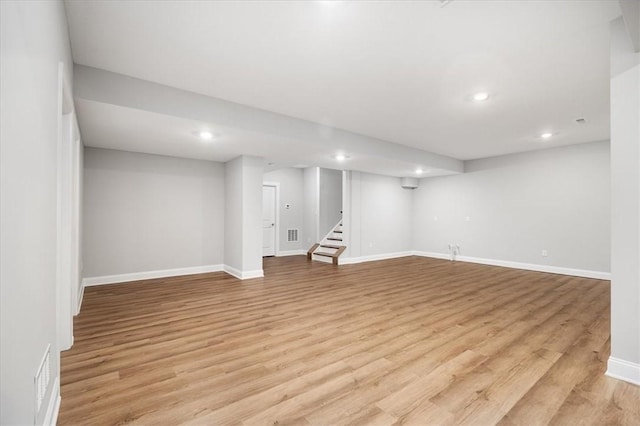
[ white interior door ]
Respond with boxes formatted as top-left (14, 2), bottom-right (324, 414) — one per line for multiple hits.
top-left (262, 185), bottom-right (276, 257)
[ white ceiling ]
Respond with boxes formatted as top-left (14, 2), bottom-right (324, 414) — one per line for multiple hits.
top-left (66, 0), bottom-right (620, 172)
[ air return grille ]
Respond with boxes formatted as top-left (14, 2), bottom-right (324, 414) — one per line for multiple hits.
top-left (287, 229), bottom-right (299, 242)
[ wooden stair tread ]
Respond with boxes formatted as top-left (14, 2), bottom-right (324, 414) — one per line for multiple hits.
top-left (327, 237), bottom-right (343, 241)
top-left (321, 244), bottom-right (342, 249)
top-left (333, 230), bottom-right (343, 233)
top-left (314, 251), bottom-right (336, 258)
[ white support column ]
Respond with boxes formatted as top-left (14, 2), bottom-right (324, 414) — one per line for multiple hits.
top-left (342, 171), bottom-right (362, 261)
top-left (341, 170), bottom-right (351, 258)
top-left (302, 167), bottom-right (320, 246)
top-left (224, 155), bottom-right (264, 279)
top-left (608, 15), bottom-right (640, 386)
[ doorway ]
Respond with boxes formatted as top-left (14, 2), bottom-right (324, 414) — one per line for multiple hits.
top-left (262, 184), bottom-right (278, 257)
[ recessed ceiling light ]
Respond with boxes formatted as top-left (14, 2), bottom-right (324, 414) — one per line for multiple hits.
top-left (199, 130), bottom-right (214, 141)
top-left (416, 168), bottom-right (424, 175)
top-left (334, 154), bottom-right (347, 161)
top-left (473, 92), bottom-right (490, 102)
top-left (540, 132), bottom-right (553, 139)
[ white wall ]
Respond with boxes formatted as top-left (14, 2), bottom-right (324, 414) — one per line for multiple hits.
top-left (319, 168), bottom-right (343, 238)
top-left (360, 173), bottom-right (413, 256)
top-left (412, 141), bottom-right (611, 274)
top-left (608, 16), bottom-right (640, 385)
top-left (224, 155), bottom-right (264, 278)
top-left (1, 0), bottom-right (73, 423)
top-left (303, 167), bottom-right (319, 246)
top-left (263, 168), bottom-right (305, 253)
top-left (83, 148), bottom-right (225, 278)
top-left (343, 171), bottom-right (414, 261)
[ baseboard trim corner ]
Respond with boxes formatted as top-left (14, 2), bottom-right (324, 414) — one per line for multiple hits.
top-left (411, 251), bottom-right (610, 280)
top-left (223, 265), bottom-right (264, 280)
top-left (606, 357), bottom-right (640, 386)
top-left (82, 264), bottom-right (225, 286)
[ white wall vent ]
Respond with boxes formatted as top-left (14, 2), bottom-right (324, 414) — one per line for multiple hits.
top-left (35, 344), bottom-right (51, 414)
top-left (287, 229), bottom-right (299, 242)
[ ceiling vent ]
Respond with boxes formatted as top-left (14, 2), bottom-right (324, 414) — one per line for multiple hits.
top-left (401, 177), bottom-right (419, 190)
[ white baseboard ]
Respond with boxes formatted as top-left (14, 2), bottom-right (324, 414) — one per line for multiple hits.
top-left (606, 357), bottom-right (640, 386)
top-left (82, 264), bottom-right (225, 286)
top-left (276, 249), bottom-right (306, 257)
top-left (82, 264), bottom-right (267, 286)
top-left (43, 377), bottom-right (61, 426)
top-left (340, 251), bottom-right (413, 265)
top-left (412, 251), bottom-right (611, 280)
top-left (412, 251), bottom-right (451, 261)
top-left (223, 265), bottom-right (264, 280)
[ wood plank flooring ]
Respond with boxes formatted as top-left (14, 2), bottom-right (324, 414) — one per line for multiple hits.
top-left (59, 256), bottom-right (639, 425)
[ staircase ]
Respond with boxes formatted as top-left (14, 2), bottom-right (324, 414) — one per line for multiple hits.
top-left (307, 222), bottom-right (346, 265)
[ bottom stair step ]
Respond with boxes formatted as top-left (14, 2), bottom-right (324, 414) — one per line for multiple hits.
top-left (314, 252), bottom-right (335, 258)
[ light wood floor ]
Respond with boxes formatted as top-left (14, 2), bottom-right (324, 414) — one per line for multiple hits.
top-left (59, 256), bottom-right (639, 425)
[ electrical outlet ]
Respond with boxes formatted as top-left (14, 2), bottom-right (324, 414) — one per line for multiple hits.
top-left (541, 249), bottom-right (548, 257)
